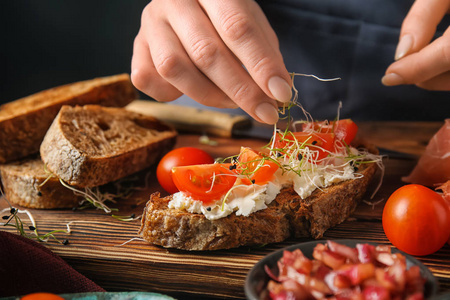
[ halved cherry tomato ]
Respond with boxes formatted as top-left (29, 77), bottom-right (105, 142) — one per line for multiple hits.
top-left (237, 147), bottom-right (279, 185)
top-left (172, 163), bottom-right (236, 204)
top-left (302, 119), bottom-right (358, 146)
top-left (334, 119), bottom-right (358, 145)
top-left (274, 132), bottom-right (335, 161)
top-left (157, 147), bottom-right (215, 194)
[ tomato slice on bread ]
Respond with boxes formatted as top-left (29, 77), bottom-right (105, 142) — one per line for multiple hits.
top-left (237, 147), bottom-right (279, 185)
top-left (302, 119), bottom-right (358, 146)
top-left (172, 163), bottom-right (236, 204)
top-left (274, 131), bottom-right (335, 161)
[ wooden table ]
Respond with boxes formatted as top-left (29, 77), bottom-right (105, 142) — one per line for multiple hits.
top-left (1, 121), bottom-right (449, 299)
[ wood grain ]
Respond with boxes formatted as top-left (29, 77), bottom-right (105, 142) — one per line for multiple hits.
top-left (1, 122), bottom-right (449, 299)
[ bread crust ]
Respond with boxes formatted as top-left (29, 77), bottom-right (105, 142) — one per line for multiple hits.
top-left (139, 143), bottom-right (378, 251)
top-left (0, 74), bottom-right (137, 164)
top-left (40, 105), bottom-right (177, 188)
top-left (0, 157), bottom-right (81, 209)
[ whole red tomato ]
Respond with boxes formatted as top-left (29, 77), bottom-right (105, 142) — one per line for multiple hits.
top-left (382, 184), bottom-right (450, 256)
top-left (156, 147), bottom-right (214, 194)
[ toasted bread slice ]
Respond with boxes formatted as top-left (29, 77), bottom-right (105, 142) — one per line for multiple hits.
top-left (139, 192), bottom-right (291, 251)
top-left (0, 157), bottom-right (81, 209)
top-left (40, 105), bottom-right (177, 188)
top-left (0, 74), bottom-right (137, 164)
top-left (139, 144), bottom-right (378, 251)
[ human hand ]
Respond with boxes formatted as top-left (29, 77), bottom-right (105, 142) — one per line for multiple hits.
top-left (131, 0), bottom-right (292, 124)
top-left (382, 0), bottom-right (450, 90)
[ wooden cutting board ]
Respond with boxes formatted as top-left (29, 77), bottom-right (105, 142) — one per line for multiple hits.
top-left (1, 122), bottom-right (449, 299)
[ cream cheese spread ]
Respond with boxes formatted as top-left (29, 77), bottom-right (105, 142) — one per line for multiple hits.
top-left (168, 149), bottom-right (359, 220)
top-left (170, 180), bottom-right (282, 220)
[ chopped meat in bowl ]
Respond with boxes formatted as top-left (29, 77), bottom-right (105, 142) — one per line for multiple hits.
top-left (245, 240), bottom-right (437, 300)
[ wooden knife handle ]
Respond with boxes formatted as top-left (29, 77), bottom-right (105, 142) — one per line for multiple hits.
top-left (126, 100), bottom-right (252, 138)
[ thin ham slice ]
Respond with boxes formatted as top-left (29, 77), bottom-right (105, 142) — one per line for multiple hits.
top-left (437, 180), bottom-right (450, 203)
top-left (403, 119), bottom-right (450, 187)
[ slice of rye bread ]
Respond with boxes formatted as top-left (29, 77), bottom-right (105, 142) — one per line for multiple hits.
top-left (139, 143), bottom-right (378, 251)
top-left (0, 157), bottom-right (81, 209)
top-left (40, 105), bottom-right (177, 188)
top-left (0, 73), bottom-right (137, 164)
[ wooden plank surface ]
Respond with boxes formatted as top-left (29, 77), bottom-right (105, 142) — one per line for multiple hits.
top-left (1, 121), bottom-right (449, 299)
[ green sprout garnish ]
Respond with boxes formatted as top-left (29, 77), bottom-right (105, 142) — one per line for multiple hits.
top-left (112, 213), bottom-right (139, 222)
top-left (58, 179), bottom-right (119, 213)
top-left (1, 193), bottom-right (70, 244)
top-left (41, 164), bottom-right (143, 217)
top-left (0, 164), bottom-right (147, 244)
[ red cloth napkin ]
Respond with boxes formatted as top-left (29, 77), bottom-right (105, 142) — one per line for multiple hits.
top-left (0, 231), bottom-right (105, 297)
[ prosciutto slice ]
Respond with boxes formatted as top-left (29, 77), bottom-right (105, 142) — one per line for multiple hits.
top-left (403, 119), bottom-right (450, 187)
top-left (438, 181), bottom-right (450, 203)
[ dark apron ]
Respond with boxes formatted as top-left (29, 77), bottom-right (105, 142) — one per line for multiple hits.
top-left (175, 0), bottom-right (450, 121)
top-left (257, 0), bottom-right (450, 121)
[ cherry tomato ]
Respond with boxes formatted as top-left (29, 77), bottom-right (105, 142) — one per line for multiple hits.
top-left (382, 184), bottom-right (450, 256)
top-left (172, 163), bottom-right (237, 204)
top-left (237, 147), bottom-right (279, 185)
top-left (274, 132), bottom-right (335, 161)
top-left (21, 293), bottom-right (64, 300)
top-left (302, 119), bottom-right (358, 145)
top-left (156, 147), bottom-right (214, 194)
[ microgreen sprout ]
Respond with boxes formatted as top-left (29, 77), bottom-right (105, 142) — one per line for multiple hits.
top-left (41, 164), bottom-right (141, 215)
top-left (179, 73), bottom-right (383, 216)
top-left (0, 184), bottom-right (70, 243)
top-left (112, 213), bottom-right (140, 222)
top-left (115, 237), bottom-right (146, 247)
top-left (220, 182), bottom-right (258, 211)
top-left (59, 179), bottom-right (118, 213)
top-left (206, 172), bottom-right (218, 193)
top-left (0, 206), bottom-right (70, 244)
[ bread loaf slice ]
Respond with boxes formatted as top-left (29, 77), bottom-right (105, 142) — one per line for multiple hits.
top-left (0, 74), bottom-right (137, 163)
top-left (40, 105), bottom-right (177, 188)
top-left (0, 157), bottom-right (81, 209)
top-left (139, 144), bottom-right (378, 251)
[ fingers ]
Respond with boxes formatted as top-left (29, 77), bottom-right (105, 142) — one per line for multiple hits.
top-left (382, 33), bottom-right (450, 91)
top-left (417, 71), bottom-right (450, 91)
top-left (164, 0), bottom-right (281, 123)
top-left (395, 0), bottom-right (450, 60)
top-left (131, 0), bottom-right (289, 124)
top-left (144, 4), bottom-right (238, 109)
top-left (384, 0), bottom-right (450, 91)
top-left (200, 0), bottom-right (292, 102)
top-left (131, 1), bottom-right (237, 109)
top-left (131, 31), bottom-right (183, 102)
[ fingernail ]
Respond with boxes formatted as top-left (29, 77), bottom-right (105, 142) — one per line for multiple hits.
top-left (255, 102), bottom-right (279, 124)
top-left (381, 73), bottom-right (404, 86)
top-left (395, 34), bottom-right (413, 60)
top-left (268, 76), bottom-right (292, 102)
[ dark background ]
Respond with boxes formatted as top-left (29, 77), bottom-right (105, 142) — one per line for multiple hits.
top-left (1, 1), bottom-right (149, 104)
top-left (2, 1), bottom-right (449, 121)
